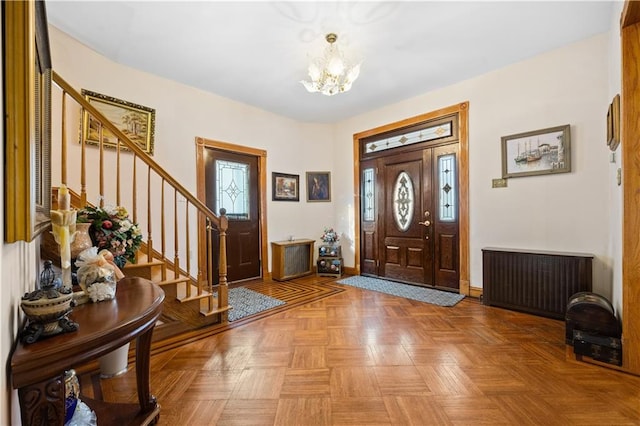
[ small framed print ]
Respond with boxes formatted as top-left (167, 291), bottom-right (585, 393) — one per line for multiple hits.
top-left (306, 171), bottom-right (331, 202)
top-left (501, 125), bottom-right (571, 179)
top-left (272, 172), bottom-right (299, 201)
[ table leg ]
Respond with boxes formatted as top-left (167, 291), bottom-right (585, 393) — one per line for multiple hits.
top-left (135, 327), bottom-right (157, 413)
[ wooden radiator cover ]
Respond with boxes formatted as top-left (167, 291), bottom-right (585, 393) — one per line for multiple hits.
top-left (482, 247), bottom-right (593, 320)
top-left (271, 239), bottom-right (315, 281)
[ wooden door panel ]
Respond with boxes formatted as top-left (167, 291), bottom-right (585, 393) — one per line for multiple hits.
top-left (205, 150), bottom-right (261, 282)
top-left (381, 152), bottom-right (432, 284)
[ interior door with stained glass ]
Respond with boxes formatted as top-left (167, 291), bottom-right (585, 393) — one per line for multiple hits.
top-left (204, 149), bottom-right (261, 282)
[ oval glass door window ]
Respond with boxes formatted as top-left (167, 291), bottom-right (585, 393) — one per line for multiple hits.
top-left (393, 171), bottom-right (414, 231)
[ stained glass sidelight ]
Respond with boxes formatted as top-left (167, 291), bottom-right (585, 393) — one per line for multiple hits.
top-left (216, 160), bottom-right (250, 220)
top-left (439, 154), bottom-right (456, 221)
top-left (363, 168), bottom-right (375, 221)
top-left (393, 171), bottom-right (414, 231)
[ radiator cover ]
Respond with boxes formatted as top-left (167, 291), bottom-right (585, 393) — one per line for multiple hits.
top-left (482, 247), bottom-right (593, 320)
top-left (271, 239), bottom-right (315, 281)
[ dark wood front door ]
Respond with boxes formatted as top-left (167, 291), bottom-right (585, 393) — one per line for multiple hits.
top-left (204, 149), bottom-right (261, 282)
top-left (362, 144), bottom-right (459, 291)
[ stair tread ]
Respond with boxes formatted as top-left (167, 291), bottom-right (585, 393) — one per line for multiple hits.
top-left (158, 277), bottom-right (191, 286)
top-left (200, 305), bottom-right (232, 317)
top-left (176, 284), bottom-right (211, 302)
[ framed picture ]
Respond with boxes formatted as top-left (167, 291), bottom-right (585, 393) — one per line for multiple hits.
top-left (81, 89), bottom-right (156, 155)
top-left (306, 171), bottom-right (331, 202)
top-left (4, 1), bottom-right (52, 242)
top-left (272, 172), bottom-right (299, 201)
top-left (501, 124), bottom-right (571, 179)
top-left (607, 94), bottom-right (620, 152)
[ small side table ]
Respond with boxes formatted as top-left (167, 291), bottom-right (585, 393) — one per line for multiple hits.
top-left (317, 244), bottom-right (343, 278)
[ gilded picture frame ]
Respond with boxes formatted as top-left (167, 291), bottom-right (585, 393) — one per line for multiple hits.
top-left (3, 1), bottom-right (52, 242)
top-left (81, 89), bottom-right (156, 155)
top-left (501, 125), bottom-right (571, 179)
top-left (272, 172), bottom-right (299, 201)
top-left (306, 171), bottom-right (331, 202)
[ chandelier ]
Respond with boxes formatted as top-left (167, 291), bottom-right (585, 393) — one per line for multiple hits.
top-left (301, 33), bottom-right (361, 96)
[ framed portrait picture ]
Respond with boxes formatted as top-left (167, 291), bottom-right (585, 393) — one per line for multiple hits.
top-left (81, 89), bottom-right (156, 155)
top-left (272, 172), bottom-right (299, 201)
top-left (306, 171), bottom-right (331, 202)
top-left (501, 124), bottom-right (571, 179)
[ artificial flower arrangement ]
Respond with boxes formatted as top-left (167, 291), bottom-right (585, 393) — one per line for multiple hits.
top-left (320, 227), bottom-right (340, 244)
top-left (76, 205), bottom-right (143, 268)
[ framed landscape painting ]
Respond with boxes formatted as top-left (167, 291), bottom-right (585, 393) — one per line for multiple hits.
top-left (501, 124), bottom-right (571, 179)
top-left (272, 172), bottom-right (299, 201)
top-left (82, 89), bottom-right (156, 155)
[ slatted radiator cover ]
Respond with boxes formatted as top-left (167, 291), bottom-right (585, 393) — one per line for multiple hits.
top-left (271, 239), bottom-right (315, 281)
top-left (284, 244), bottom-right (311, 276)
top-left (482, 247), bottom-right (593, 320)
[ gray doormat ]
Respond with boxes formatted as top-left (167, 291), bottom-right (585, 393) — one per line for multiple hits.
top-left (217, 287), bottom-right (286, 321)
top-left (337, 275), bottom-right (465, 307)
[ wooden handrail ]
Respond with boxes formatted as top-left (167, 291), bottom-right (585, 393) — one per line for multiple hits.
top-left (51, 70), bottom-right (228, 318)
top-left (51, 71), bottom-right (221, 228)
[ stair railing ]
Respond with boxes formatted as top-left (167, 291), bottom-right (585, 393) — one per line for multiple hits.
top-left (51, 71), bottom-right (229, 319)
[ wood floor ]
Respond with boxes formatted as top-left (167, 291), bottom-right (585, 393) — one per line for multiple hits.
top-left (82, 275), bottom-right (640, 425)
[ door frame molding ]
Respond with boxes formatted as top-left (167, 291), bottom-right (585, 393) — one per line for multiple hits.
top-left (195, 137), bottom-right (269, 280)
top-left (621, 0), bottom-right (640, 375)
top-left (352, 102), bottom-right (470, 295)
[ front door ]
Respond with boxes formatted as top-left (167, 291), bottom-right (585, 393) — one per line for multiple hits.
top-left (362, 144), bottom-right (459, 291)
top-left (204, 149), bottom-right (261, 282)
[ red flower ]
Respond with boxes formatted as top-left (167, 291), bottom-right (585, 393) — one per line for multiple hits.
top-left (102, 220), bottom-right (113, 229)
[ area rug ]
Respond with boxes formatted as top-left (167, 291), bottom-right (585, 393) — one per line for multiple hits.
top-left (219, 287), bottom-right (286, 322)
top-left (337, 275), bottom-right (465, 307)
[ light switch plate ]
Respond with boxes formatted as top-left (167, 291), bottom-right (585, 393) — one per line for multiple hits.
top-left (617, 168), bottom-right (622, 186)
top-left (492, 178), bottom-right (508, 188)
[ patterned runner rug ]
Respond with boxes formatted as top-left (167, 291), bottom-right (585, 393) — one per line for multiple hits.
top-left (337, 275), bottom-right (465, 307)
top-left (220, 287), bottom-right (286, 321)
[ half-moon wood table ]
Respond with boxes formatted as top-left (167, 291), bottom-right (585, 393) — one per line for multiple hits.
top-left (11, 277), bottom-right (164, 426)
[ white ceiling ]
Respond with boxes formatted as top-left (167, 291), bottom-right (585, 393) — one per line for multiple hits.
top-left (45, 1), bottom-right (614, 124)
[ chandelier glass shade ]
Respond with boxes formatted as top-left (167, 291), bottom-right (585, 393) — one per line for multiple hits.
top-left (301, 33), bottom-right (361, 96)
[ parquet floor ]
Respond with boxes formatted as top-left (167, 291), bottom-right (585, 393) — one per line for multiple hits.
top-left (84, 275), bottom-right (640, 425)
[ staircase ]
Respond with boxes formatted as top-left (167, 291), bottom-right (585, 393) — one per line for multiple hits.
top-left (46, 72), bottom-right (232, 339)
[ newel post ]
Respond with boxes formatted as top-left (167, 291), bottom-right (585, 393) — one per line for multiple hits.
top-left (218, 208), bottom-right (229, 322)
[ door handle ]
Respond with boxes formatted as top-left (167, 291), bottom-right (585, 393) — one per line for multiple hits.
top-left (418, 211), bottom-right (431, 227)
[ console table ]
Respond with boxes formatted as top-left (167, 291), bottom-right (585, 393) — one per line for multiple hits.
top-left (10, 277), bottom-right (165, 426)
